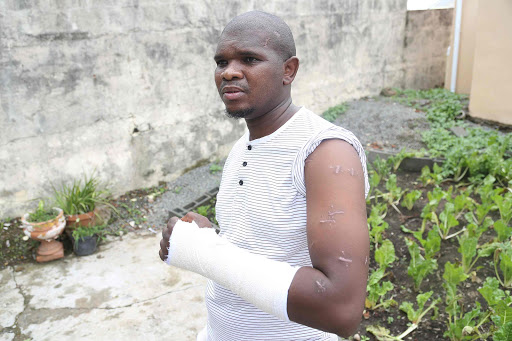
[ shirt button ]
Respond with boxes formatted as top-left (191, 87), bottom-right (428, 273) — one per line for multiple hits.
top-left (242, 162), bottom-right (247, 167)
top-left (247, 145), bottom-right (252, 150)
top-left (239, 180), bottom-right (243, 185)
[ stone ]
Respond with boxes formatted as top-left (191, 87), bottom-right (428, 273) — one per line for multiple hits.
top-left (0, 268), bottom-right (24, 330)
top-left (450, 126), bottom-right (468, 137)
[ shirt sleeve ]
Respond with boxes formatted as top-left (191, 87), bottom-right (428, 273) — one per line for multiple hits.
top-left (291, 126), bottom-right (370, 198)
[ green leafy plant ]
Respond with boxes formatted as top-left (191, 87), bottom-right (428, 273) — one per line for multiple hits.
top-left (441, 261), bottom-right (489, 341)
top-left (371, 157), bottom-right (392, 180)
top-left (27, 200), bottom-right (58, 223)
top-left (321, 103), bottom-right (348, 122)
top-left (494, 243), bottom-right (512, 288)
top-left (53, 174), bottom-right (112, 215)
top-left (368, 203), bottom-right (389, 247)
top-left (195, 205), bottom-right (211, 217)
top-left (443, 302), bottom-right (489, 341)
top-left (457, 232), bottom-right (479, 274)
top-left (375, 239), bottom-right (396, 270)
top-left (401, 190), bottom-right (422, 211)
top-left (405, 237), bottom-right (438, 291)
top-left (367, 289), bottom-right (440, 341)
top-left (438, 202), bottom-right (462, 240)
top-left (365, 268), bottom-right (396, 310)
top-left (374, 174), bottom-right (404, 215)
top-left (400, 291), bottom-right (440, 325)
top-left (209, 163), bottom-right (223, 175)
top-left (494, 219), bottom-right (512, 242)
top-left (478, 277), bottom-right (512, 341)
top-left (72, 224), bottom-right (106, 246)
top-left (494, 192), bottom-right (512, 226)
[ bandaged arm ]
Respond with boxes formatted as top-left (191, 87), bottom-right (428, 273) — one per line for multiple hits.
top-left (165, 220), bottom-right (299, 321)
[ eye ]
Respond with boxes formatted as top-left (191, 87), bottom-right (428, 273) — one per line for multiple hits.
top-left (243, 57), bottom-right (258, 63)
top-left (215, 60), bottom-right (227, 67)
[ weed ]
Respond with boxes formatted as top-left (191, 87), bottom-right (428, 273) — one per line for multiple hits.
top-left (209, 163), bottom-right (223, 175)
top-left (321, 103), bottom-right (348, 122)
top-left (27, 200), bottom-right (58, 223)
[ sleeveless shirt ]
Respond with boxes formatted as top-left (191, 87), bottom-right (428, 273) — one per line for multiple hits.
top-left (205, 107), bottom-right (369, 340)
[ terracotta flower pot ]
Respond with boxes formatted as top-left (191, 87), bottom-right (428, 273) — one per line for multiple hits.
top-left (66, 210), bottom-right (97, 229)
top-left (21, 208), bottom-right (66, 263)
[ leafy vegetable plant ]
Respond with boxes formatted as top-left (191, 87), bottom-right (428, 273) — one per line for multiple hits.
top-left (401, 190), bottom-right (422, 210)
top-left (405, 238), bottom-right (438, 291)
top-left (494, 243), bottom-right (512, 289)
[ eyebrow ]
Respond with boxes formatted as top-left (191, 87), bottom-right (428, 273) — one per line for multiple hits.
top-left (214, 49), bottom-right (262, 61)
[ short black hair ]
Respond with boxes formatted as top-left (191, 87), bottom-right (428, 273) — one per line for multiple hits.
top-left (222, 11), bottom-right (296, 61)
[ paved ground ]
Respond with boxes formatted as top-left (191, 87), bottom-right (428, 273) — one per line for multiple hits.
top-left (1, 232), bottom-right (207, 341)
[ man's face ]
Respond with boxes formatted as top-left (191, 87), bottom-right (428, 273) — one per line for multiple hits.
top-left (214, 29), bottom-right (286, 119)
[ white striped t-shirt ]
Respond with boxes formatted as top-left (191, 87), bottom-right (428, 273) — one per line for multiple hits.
top-left (205, 107), bottom-right (369, 341)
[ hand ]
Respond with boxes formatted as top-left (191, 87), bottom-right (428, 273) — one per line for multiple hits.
top-left (159, 212), bottom-right (212, 262)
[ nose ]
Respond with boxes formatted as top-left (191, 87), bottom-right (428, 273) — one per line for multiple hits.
top-left (221, 61), bottom-right (243, 81)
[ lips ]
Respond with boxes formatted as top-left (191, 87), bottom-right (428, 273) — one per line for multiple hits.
top-left (221, 86), bottom-right (246, 101)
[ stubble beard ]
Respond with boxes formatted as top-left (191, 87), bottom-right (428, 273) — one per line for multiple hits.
top-left (224, 107), bottom-right (255, 119)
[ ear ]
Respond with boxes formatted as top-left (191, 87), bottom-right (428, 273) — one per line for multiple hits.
top-left (283, 56), bottom-right (299, 85)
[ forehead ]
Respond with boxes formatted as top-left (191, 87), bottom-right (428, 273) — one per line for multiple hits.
top-left (215, 29), bottom-right (276, 56)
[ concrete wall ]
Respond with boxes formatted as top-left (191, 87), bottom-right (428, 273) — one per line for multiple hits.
top-left (469, 0), bottom-right (512, 125)
top-left (403, 8), bottom-right (453, 89)
top-left (0, 0), bottom-right (451, 218)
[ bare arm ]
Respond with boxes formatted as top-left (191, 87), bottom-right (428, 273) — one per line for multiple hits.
top-left (287, 139), bottom-right (369, 337)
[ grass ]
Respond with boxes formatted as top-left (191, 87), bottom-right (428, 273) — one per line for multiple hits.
top-left (321, 103), bottom-right (349, 122)
top-left (53, 173), bottom-right (111, 215)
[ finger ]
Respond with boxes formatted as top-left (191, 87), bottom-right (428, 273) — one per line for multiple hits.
top-left (162, 228), bottom-right (171, 241)
top-left (181, 213), bottom-right (194, 223)
top-left (160, 238), bottom-right (169, 251)
top-left (159, 249), bottom-right (164, 261)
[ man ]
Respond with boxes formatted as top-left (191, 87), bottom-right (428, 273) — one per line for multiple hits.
top-left (159, 11), bottom-right (370, 341)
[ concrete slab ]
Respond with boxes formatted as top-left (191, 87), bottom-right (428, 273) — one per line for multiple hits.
top-left (0, 267), bottom-right (24, 329)
top-left (0, 333), bottom-right (14, 341)
top-left (1, 233), bottom-right (207, 341)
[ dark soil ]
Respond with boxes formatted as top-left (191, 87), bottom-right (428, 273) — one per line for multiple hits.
top-left (355, 170), bottom-right (496, 341)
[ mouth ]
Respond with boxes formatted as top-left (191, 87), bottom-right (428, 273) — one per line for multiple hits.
top-left (221, 86), bottom-right (246, 101)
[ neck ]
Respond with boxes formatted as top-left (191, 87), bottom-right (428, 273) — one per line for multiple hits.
top-left (245, 98), bottom-right (299, 140)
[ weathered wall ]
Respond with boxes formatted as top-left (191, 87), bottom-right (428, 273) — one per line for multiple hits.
top-left (1, 0), bottom-right (450, 218)
top-left (403, 8), bottom-right (453, 89)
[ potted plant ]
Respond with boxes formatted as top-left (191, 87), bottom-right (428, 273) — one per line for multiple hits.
top-left (53, 174), bottom-right (114, 230)
top-left (71, 224), bottom-right (106, 256)
top-left (20, 200), bottom-right (66, 262)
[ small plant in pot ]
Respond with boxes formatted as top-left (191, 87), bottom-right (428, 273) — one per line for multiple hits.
top-left (71, 224), bottom-right (106, 256)
top-left (20, 200), bottom-right (66, 262)
top-left (53, 173), bottom-right (115, 230)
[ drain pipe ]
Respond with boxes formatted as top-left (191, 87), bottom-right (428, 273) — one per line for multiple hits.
top-left (450, 0), bottom-right (463, 92)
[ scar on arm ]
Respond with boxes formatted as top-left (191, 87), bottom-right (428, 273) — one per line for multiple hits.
top-left (328, 209), bottom-right (344, 218)
top-left (315, 279), bottom-right (327, 293)
top-left (338, 251), bottom-right (353, 267)
top-left (329, 165), bottom-right (360, 177)
top-left (329, 165), bottom-right (343, 174)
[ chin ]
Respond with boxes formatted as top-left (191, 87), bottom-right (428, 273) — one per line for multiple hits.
top-left (225, 107), bottom-right (255, 119)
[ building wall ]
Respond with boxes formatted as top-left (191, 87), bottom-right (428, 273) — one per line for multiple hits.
top-left (469, 0), bottom-right (512, 125)
top-left (403, 8), bottom-right (453, 89)
top-left (444, 0), bottom-right (478, 94)
top-left (0, 0), bottom-right (451, 217)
